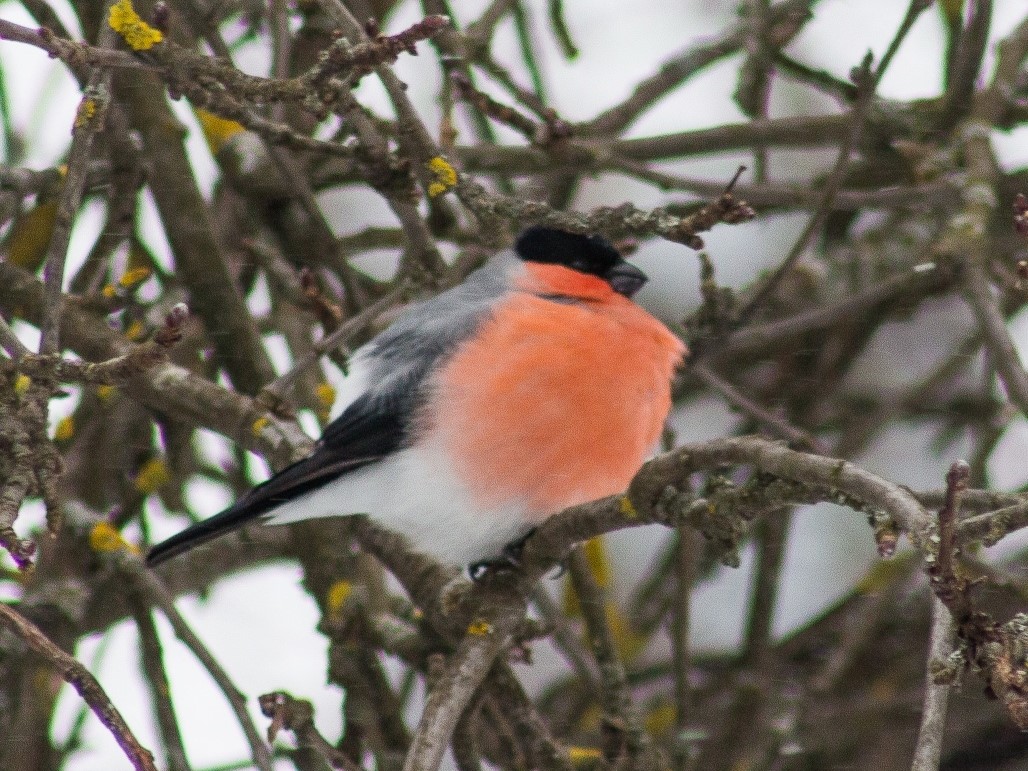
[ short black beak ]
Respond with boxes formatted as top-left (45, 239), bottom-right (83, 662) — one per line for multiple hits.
top-left (606, 261), bottom-right (648, 297)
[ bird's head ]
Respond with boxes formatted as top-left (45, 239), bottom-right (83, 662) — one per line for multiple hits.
top-left (514, 226), bottom-right (648, 298)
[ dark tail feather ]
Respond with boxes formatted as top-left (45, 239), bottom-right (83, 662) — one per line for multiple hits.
top-left (145, 502), bottom-right (267, 567)
top-left (145, 455), bottom-right (373, 567)
top-left (146, 427), bottom-right (388, 567)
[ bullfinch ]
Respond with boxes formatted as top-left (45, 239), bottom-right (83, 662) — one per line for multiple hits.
top-left (146, 226), bottom-right (686, 569)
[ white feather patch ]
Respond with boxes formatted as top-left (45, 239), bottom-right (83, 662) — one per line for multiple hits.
top-left (264, 439), bottom-right (533, 566)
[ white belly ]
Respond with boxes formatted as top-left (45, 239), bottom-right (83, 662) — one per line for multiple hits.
top-left (263, 441), bottom-right (535, 566)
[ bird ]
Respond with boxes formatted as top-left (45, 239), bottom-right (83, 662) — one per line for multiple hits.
top-left (146, 226), bottom-right (686, 570)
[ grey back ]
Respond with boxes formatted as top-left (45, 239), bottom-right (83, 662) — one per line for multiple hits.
top-left (357, 251), bottom-right (520, 417)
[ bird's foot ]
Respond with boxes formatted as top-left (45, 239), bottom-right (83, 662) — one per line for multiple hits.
top-left (468, 528), bottom-right (537, 582)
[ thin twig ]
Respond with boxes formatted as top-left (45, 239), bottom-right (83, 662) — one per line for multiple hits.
top-left (691, 361), bottom-right (823, 450)
top-left (112, 553), bottom-right (275, 771)
top-left (964, 263), bottom-right (1028, 417)
top-left (734, 0), bottom-right (934, 326)
top-left (0, 313), bottom-right (30, 359)
top-left (0, 18), bottom-right (142, 69)
top-left (0, 602), bottom-right (158, 771)
top-left (584, 0), bottom-right (813, 136)
top-left (530, 586), bottom-right (602, 695)
top-left (672, 526), bottom-right (702, 764)
top-left (910, 597), bottom-right (958, 771)
top-left (11, 303), bottom-right (189, 385)
top-left (259, 280), bottom-right (410, 405)
top-left (402, 592), bottom-right (526, 771)
top-left (735, 0), bottom-right (774, 181)
top-left (258, 691), bottom-right (362, 771)
top-left (566, 547), bottom-right (651, 763)
top-left (131, 604), bottom-right (191, 771)
top-left (740, 513), bottom-right (791, 667)
top-left (456, 175), bottom-right (754, 248)
top-left (938, 0), bottom-right (993, 129)
top-left (38, 4), bottom-right (117, 356)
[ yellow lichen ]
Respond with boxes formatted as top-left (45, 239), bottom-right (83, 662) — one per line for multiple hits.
top-left (316, 383), bottom-right (336, 409)
top-left (326, 580), bottom-right (353, 613)
top-left (583, 536), bottom-right (611, 589)
top-left (855, 555), bottom-right (912, 595)
top-left (54, 416), bottom-right (75, 442)
top-left (101, 284), bottom-right (117, 299)
top-left (134, 458), bottom-right (170, 493)
top-left (74, 98), bottom-right (97, 130)
top-left (109, 0), bottom-right (164, 51)
top-left (124, 320), bottom-right (145, 341)
top-left (118, 266), bottom-right (151, 288)
top-left (643, 702), bottom-right (676, 736)
top-left (563, 536), bottom-right (611, 617)
top-left (426, 156), bottom-right (457, 197)
top-left (6, 199), bottom-right (57, 272)
top-left (96, 385), bottom-right (116, 402)
top-left (940, 0), bottom-right (965, 25)
top-left (315, 382), bottom-right (335, 421)
top-left (251, 416), bottom-right (270, 436)
top-left (466, 619), bottom-right (492, 636)
top-left (619, 495), bottom-right (638, 519)
top-left (89, 522), bottom-right (129, 553)
top-left (567, 746), bottom-right (603, 762)
top-left (13, 374), bottom-right (31, 396)
top-left (194, 109), bottom-right (245, 155)
top-left (607, 601), bottom-right (644, 661)
top-left (577, 704), bottom-right (602, 731)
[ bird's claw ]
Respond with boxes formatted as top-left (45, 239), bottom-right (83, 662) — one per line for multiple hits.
top-left (468, 528), bottom-right (536, 581)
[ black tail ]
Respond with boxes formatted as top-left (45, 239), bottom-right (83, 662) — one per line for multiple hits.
top-left (145, 452), bottom-right (327, 567)
top-left (147, 391), bottom-right (403, 567)
top-left (145, 448), bottom-right (382, 567)
top-left (145, 501), bottom-right (269, 567)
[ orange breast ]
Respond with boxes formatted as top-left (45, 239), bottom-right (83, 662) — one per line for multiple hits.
top-left (427, 279), bottom-right (686, 519)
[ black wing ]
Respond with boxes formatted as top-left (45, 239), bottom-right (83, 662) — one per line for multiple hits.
top-left (145, 394), bottom-right (405, 567)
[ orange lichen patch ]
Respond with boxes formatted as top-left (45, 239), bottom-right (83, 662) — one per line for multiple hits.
top-left (430, 282), bottom-right (684, 518)
top-left (564, 535), bottom-right (613, 616)
top-left (583, 536), bottom-right (611, 589)
top-left (607, 602), bottom-right (645, 661)
top-left (6, 199), bottom-right (57, 271)
top-left (251, 416), bottom-right (270, 436)
top-left (466, 619), bottom-right (493, 636)
top-left (96, 385), bottom-right (117, 402)
top-left (644, 702), bottom-right (677, 735)
top-left (124, 320), bottom-right (145, 341)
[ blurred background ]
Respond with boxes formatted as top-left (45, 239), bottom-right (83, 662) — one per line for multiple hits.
top-left (2, 0), bottom-right (1028, 768)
